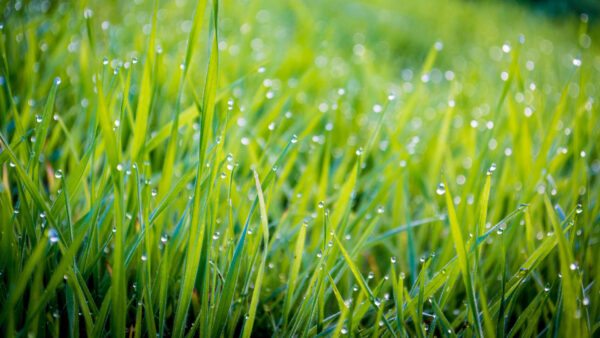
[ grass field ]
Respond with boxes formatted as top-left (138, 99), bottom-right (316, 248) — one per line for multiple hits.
top-left (0, 0), bottom-right (599, 336)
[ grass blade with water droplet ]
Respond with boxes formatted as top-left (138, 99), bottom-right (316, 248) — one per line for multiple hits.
top-left (442, 175), bottom-right (484, 337)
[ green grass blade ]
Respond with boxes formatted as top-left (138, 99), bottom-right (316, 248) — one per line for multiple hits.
top-left (442, 175), bottom-right (484, 337)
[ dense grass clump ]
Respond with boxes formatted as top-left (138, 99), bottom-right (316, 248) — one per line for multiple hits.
top-left (0, 0), bottom-right (599, 336)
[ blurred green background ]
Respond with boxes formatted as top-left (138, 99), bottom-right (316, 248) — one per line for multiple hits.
top-left (2, 0), bottom-right (597, 127)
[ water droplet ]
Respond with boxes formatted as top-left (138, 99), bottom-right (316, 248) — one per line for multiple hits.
top-left (160, 235), bottom-right (168, 243)
top-left (52, 310), bottom-right (60, 318)
top-left (151, 189), bottom-right (158, 197)
top-left (132, 57), bottom-right (138, 64)
top-left (54, 77), bottom-right (61, 85)
top-left (54, 169), bottom-right (63, 179)
top-left (257, 67), bottom-right (266, 73)
top-left (83, 8), bottom-right (93, 19)
top-left (103, 57), bottom-right (109, 65)
top-left (141, 254), bottom-right (147, 261)
top-left (40, 212), bottom-right (46, 219)
top-left (341, 328), bottom-right (348, 335)
top-left (318, 201), bottom-right (325, 208)
top-left (291, 134), bottom-right (298, 144)
top-left (112, 226), bottom-right (117, 233)
top-left (36, 114), bottom-right (43, 123)
top-left (390, 257), bottom-right (396, 263)
top-left (220, 172), bottom-right (227, 179)
top-left (436, 182), bottom-right (446, 195)
top-left (388, 92), bottom-right (396, 101)
top-left (9, 162), bottom-right (16, 168)
top-left (544, 284), bottom-right (551, 292)
top-left (582, 297), bottom-right (590, 306)
top-left (569, 263), bottom-right (577, 270)
top-left (355, 147), bottom-right (363, 156)
top-left (377, 206), bottom-right (385, 214)
top-left (268, 122), bottom-right (275, 130)
top-left (576, 204), bottom-right (583, 214)
top-left (227, 153), bottom-right (234, 162)
top-left (573, 58), bottom-right (582, 67)
top-left (48, 228), bottom-right (59, 243)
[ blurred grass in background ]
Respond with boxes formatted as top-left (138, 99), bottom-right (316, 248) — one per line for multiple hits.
top-left (0, 0), bottom-right (599, 336)
top-left (511, 0), bottom-right (600, 18)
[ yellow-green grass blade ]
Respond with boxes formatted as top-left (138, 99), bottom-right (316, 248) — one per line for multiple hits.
top-left (331, 228), bottom-right (397, 337)
top-left (212, 138), bottom-right (293, 337)
top-left (442, 175), bottom-right (484, 337)
top-left (391, 259), bottom-right (406, 336)
top-left (543, 195), bottom-right (585, 336)
top-left (241, 171), bottom-right (270, 338)
top-left (131, 0), bottom-right (158, 161)
top-left (95, 71), bottom-right (127, 336)
top-left (156, 0), bottom-right (209, 201)
top-left (282, 220), bottom-right (308, 330)
top-left (28, 79), bottom-right (59, 179)
top-left (172, 2), bottom-right (219, 335)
